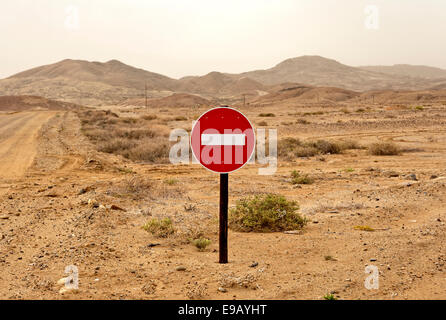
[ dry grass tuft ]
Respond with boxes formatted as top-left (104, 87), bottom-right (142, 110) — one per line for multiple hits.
top-left (354, 225), bottom-right (375, 232)
top-left (142, 217), bottom-right (175, 238)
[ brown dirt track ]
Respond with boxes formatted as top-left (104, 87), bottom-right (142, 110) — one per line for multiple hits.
top-left (0, 105), bottom-right (445, 300)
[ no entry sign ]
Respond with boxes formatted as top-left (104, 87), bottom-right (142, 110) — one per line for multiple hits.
top-left (191, 106), bottom-right (255, 264)
top-left (190, 107), bottom-right (255, 173)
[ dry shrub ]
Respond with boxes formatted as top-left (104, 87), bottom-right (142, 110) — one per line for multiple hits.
top-left (78, 110), bottom-right (171, 163)
top-left (117, 117), bottom-right (141, 125)
top-left (124, 176), bottom-right (153, 196)
top-left (122, 138), bottom-right (170, 163)
top-left (180, 224), bottom-right (206, 242)
top-left (142, 114), bottom-right (158, 121)
top-left (80, 110), bottom-right (119, 126)
top-left (337, 139), bottom-right (362, 150)
top-left (278, 137), bottom-right (301, 160)
top-left (149, 124), bottom-right (171, 137)
top-left (368, 142), bottom-right (401, 156)
top-left (82, 128), bottom-right (112, 142)
top-left (109, 176), bottom-right (153, 200)
top-left (291, 170), bottom-right (314, 185)
top-left (279, 137), bottom-right (354, 160)
top-left (113, 128), bottom-right (157, 139)
top-left (306, 140), bottom-right (342, 154)
top-left (259, 113), bottom-right (276, 117)
top-left (99, 138), bottom-right (137, 154)
top-left (296, 118), bottom-right (310, 124)
top-left (294, 146), bottom-right (319, 157)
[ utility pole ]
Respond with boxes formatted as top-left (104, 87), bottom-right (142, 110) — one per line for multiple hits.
top-left (145, 82), bottom-right (148, 109)
top-left (242, 94), bottom-right (246, 107)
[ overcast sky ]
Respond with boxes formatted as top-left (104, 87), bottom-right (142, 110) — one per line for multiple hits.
top-left (1, 0), bottom-right (445, 79)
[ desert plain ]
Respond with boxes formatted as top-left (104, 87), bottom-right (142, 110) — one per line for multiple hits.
top-left (0, 57), bottom-right (446, 300)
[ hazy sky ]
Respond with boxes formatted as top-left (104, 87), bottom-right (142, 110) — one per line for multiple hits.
top-left (1, 0), bottom-right (445, 79)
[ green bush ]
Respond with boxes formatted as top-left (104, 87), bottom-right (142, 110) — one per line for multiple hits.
top-left (142, 218), bottom-right (175, 237)
top-left (229, 194), bottom-right (307, 232)
top-left (192, 238), bottom-right (211, 251)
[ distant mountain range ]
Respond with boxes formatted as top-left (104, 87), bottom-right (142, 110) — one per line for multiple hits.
top-left (360, 64), bottom-right (446, 79)
top-left (1, 55), bottom-right (445, 105)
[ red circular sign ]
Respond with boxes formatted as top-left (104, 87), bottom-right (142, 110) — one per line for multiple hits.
top-left (191, 107), bottom-right (255, 174)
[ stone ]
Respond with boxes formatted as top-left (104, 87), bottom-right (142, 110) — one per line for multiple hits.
top-left (284, 230), bottom-right (303, 235)
top-left (110, 205), bottom-right (126, 212)
top-left (88, 199), bottom-right (99, 209)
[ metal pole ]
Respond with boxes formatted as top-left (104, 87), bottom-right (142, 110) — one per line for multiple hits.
top-left (219, 173), bottom-right (229, 263)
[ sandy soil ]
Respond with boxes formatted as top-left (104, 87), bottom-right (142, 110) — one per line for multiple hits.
top-left (0, 105), bottom-right (445, 300)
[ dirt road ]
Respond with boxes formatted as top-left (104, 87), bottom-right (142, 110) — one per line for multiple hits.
top-left (0, 112), bottom-right (57, 193)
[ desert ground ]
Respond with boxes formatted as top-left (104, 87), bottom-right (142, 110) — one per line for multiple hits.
top-left (0, 100), bottom-right (445, 300)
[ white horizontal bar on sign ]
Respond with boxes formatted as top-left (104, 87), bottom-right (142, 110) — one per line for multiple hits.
top-left (201, 134), bottom-right (246, 146)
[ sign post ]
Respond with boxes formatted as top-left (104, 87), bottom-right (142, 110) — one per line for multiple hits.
top-left (219, 173), bottom-right (229, 263)
top-left (190, 107), bottom-right (255, 264)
